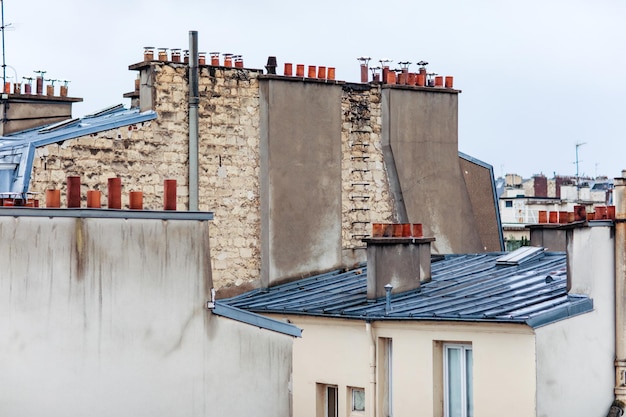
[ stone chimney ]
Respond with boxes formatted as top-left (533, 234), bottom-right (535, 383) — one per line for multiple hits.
top-left (363, 224), bottom-right (434, 299)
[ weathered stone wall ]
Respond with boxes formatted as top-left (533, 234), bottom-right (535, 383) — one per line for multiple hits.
top-left (340, 84), bottom-right (395, 257)
top-left (29, 63), bottom-right (263, 292)
top-left (196, 66), bottom-right (262, 292)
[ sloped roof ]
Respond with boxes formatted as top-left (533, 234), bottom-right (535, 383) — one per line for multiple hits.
top-left (224, 249), bottom-right (592, 328)
top-left (0, 105), bottom-right (157, 193)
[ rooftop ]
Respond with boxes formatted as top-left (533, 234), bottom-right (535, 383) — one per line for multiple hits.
top-left (224, 248), bottom-right (592, 328)
top-left (0, 105), bottom-right (157, 193)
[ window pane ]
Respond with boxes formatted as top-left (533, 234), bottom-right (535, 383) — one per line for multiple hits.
top-left (352, 388), bottom-right (365, 412)
top-left (447, 347), bottom-right (462, 417)
top-left (327, 386), bottom-right (338, 417)
top-left (466, 349), bottom-right (473, 417)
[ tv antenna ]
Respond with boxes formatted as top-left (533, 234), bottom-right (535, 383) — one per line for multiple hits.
top-left (575, 142), bottom-right (586, 201)
top-left (1, 0), bottom-right (15, 93)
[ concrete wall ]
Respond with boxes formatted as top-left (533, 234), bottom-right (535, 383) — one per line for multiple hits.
top-left (260, 78), bottom-right (343, 286)
top-left (0, 95), bottom-right (81, 135)
top-left (534, 224), bottom-right (615, 417)
top-left (283, 316), bottom-right (536, 417)
top-left (382, 87), bottom-right (484, 254)
top-left (0, 214), bottom-right (294, 417)
top-left (529, 225), bottom-right (567, 252)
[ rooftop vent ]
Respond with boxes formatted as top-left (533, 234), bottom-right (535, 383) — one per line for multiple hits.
top-left (38, 117), bottom-right (80, 134)
top-left (84, 103), bottom-right (124, 118)
top-left (495, 246), bottom-right (545, 266)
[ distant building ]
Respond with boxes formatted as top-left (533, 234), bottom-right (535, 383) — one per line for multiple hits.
top-left (499, 173), bottom-right (613, 249)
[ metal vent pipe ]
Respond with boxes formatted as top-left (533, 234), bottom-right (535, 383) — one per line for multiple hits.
top-left (188, 30), bottom-right (199, 211)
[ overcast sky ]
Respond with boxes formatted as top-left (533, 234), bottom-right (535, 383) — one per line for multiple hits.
top-left (3, 0), bottom-right (625, 179)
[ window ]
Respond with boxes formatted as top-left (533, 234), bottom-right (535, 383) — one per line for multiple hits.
top-left (326, 386), bottom-right (338, 417)
top-left (444, 344), bottom-right (473, 417)
top-left (505, 200), bottom-right (513, 208)
top-left (351, 387), bottom-right (365, 413)
top-left (317, 384), bottom-right (338, 417)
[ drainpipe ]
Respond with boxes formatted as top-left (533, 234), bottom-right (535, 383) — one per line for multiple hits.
top-left (614, 170), bottom-right (626, 403)
top-left (188, 30), bottom-right (199, 211)
top-left (366, 321), bottom-right (377, 417)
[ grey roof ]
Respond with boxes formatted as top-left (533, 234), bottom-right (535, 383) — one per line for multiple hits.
top-left (224, 249), bottom-right (592, 328)
top-left (0, 105), bottom-right (157, 193)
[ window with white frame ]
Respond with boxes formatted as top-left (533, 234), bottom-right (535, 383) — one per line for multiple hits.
top-left (350, 387), bottom-right (365, 413)
top-left (443, 343), bottom-right (473, 417)
top-left (326, 385), bottom-right (338, 417)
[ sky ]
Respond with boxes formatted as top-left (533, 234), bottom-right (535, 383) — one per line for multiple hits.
top-left (3, 0), bottom-right (625, 179)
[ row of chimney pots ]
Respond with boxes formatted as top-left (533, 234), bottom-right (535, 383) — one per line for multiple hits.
top-left (0, 176), bottom-right (178, 210)
top-left (139, 48), bottom-right (453, 87)
top-left (372, 223), bottom-right (424, 238)
top-left (3, 78), bottom-right (69, 97)
top-left (538, 205), bottom-right (616, 224)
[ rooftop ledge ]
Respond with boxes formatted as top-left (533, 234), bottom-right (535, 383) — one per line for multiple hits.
top-left (362, 236), bottom-right (436, 245)
top-left (0, 207), bottom-right (213, 221)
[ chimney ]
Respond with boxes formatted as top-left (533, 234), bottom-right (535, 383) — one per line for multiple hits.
top-left (534, 174), bottom-right (548, 197)
top-left (363, 224), bottom-right (434, 300)
top-left (528, 223), bottom-right (567, 252)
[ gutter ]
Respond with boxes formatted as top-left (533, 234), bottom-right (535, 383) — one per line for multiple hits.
top-left (212, 302), bottom-right (302, 338)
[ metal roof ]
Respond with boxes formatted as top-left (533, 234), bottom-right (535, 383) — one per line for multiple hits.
top-left (224, 249), bottom-right (592, 328)
top-left (0, 105), bottom-right (157, 193)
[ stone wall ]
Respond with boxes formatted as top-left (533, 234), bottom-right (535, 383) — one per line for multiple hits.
top-left (30, 63), bottom-right (264, 292)
top-left (340, 84), bottom-right (395, 256)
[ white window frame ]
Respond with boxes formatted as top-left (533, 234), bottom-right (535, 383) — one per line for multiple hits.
top-left (350, 387), bottom-right (365, 413)
top-left (443, 343), bottom-right (473, 417)
top-left (325, 385), bottom-right (338, 417)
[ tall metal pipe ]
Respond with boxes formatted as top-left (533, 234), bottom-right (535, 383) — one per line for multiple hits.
top-left (188, 30), bottom-right (199, 211)
top-left (614, 170), bottom-right (626, 402)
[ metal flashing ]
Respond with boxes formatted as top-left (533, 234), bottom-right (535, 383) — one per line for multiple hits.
top-left (213, 302), bottom-right (302, 338)
top-left (0, 207), bottom-right (213, 221)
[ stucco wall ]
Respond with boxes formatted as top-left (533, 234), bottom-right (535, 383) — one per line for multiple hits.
top-left (382, 87), bottom-right (484, 254)
top-left (0, 214), bottom-right (293, 417)
top-left (282, 316), bottom-right (536, 417)
top-left (260, 79), bottom-right (343, 286)
top-left (534, 225), bottom-right (615, 417)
